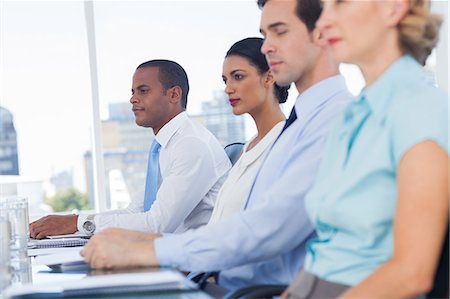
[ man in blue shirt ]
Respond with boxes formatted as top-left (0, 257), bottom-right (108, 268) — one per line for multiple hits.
top-left (81, 0), bottom-right (353, 292)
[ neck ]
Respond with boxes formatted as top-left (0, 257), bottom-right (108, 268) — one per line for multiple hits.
top-left (152, 109), bottom-right (184, 136)
top-left (295, 49), bottom-right (340, 94)
top-left (357, 31), bottom-right (403, 86)
top-left (359, 49), bottom-right (403, 86)
top-left (248, 99), bottom-right (285, 151)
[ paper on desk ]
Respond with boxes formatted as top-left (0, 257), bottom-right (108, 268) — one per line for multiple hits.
top-left (28, 246), bottom-right (83, 257)
top-left (46, 232), bottom-right (91, 239)
top-left (33, 248), bottom-right (84, 266)
top-left (4, 270), bottom-right (197, 298)
top-left (28, 237), bottom-right (88, 248)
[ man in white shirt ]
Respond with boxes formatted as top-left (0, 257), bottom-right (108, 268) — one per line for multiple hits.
top-left (29, 59), bottom-right (231, 238)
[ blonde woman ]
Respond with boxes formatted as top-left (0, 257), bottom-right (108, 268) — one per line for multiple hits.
top-left (285, 0), bottom-right (449, 298)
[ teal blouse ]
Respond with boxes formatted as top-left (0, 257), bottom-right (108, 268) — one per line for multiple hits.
top-left (304, 55), bottom-right (449, 286)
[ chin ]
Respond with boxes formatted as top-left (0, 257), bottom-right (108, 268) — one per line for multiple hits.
top-left (232, 107), bottom-right (245, 116)
top-left (135, 120), bottom-right (150, 128)
top-left (331, 48), bottom-right (352, 64)
top-left (272, 73), bottom-right (291, 87)
top-left (275, 77), bottom-right (292, 88)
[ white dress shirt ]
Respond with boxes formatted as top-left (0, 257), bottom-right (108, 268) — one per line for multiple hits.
top-left (155, 75), bottom-right (353, 290)
top-left (208, 121), bottom-right (284, 224)
top-left (78, 112), bottom-right (231, 234)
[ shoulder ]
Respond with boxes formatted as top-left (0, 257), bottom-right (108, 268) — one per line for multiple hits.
top-left (176, 117), bottom-right (218, 141)
top-left (168, 122), bottom-right (226, 160)
top-left (388, 81), bottom-right (449, 162)
top-left (303, 90), bottom-right (354, 137)
top-left (169, 117), bottom-right (212, 144)
top-left (389, 80), bottom-right (447, 126)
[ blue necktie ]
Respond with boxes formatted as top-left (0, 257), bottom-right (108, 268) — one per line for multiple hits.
top-left (144, 139), bottom-right (161, 212)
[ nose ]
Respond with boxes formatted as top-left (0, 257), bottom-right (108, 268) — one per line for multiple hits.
top-left (261, 37), bottom-right (273, 56)
top-left (130, 95), bottom-right (138, 104)
top-left (316, 3), bottom-right (333, 32)
top-left (224, 82), bottom-right (234, 95)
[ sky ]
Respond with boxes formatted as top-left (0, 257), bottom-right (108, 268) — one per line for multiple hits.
top-left (7, 0), bottom-right (447, 191)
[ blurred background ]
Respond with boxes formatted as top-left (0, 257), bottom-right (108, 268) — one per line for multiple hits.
top-left (0, 0), bottom-right (447, 219)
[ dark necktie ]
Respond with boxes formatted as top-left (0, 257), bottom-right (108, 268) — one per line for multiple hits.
top-left (281, 107), bottom-right (298, 134)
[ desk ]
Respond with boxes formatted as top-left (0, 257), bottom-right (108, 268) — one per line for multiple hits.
top-left (5, 257), bottom-right (212, 299)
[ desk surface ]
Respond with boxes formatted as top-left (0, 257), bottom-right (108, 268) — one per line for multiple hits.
top-left (5, 258), bottom-right (212, 299)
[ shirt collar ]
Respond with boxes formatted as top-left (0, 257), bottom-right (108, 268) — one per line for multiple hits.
top-left (359, 55), bottom-right (424, 124)
top-left (294, 75), bottom-right (348, 118)
top-left (239, 121), bottom-right (284, 167)
top-left (155, 111), bottom-right (188, 148)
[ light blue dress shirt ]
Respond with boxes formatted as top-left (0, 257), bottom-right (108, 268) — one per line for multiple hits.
top-left (155, 75), bottom-right (352, 290)
top-left (304, 55), bottom-right (449, 286)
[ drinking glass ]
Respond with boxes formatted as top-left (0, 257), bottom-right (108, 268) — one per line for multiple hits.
top-left (0, 216), bottom-right (11, 294)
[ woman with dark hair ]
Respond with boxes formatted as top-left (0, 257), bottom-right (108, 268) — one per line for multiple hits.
top-left (209, 37), bottom-right (289, 223)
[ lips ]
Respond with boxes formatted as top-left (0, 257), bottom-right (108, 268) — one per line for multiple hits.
top-left (229, 99), bottom-right (239, 107)
top-left (269, 61), bottom-right (281, 67)
top-left (268, 60), bottom-right (282, 71)
top-left (132, 107), bottom-right (144, 114)
top-left (328, 37), bottom-right (341, 46)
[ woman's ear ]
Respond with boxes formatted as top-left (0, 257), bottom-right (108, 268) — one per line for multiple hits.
top-left (384, 0), bottom-right (409, 27)
top-left (264, 70), bottom-right (275, 87)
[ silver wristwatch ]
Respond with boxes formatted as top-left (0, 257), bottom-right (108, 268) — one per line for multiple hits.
top-left (82, 214), bottom-right (96, 235)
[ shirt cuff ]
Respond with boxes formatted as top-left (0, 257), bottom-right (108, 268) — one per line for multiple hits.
top-left (77, 214), bottom-right (88, 233)
top-left (154, 234), bottom-right (186, 269)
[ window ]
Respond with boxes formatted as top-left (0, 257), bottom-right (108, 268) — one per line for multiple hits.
top-left (1, 2), bottom-right (93, 216)
top-left (1, 1), bottom-right (447, 217)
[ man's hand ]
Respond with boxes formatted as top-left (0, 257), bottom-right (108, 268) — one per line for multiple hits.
top-left (100, 227), bottom-right (161, 242)
top-left (29, 215), bottom-right (78, 239)
top-left (280, 289), bottom-right (289, 299)
top-left (80, 230), bottom-right (161, 269)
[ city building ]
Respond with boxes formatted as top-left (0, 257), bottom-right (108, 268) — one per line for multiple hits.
top-left (191, 91), bottom-right (246, 146)
top-left (48, 170), bottom-right (74, 196)
top-left (0, 106), bottom-right (19, 175)
top-left (84, 102), bottom-right (152, 209)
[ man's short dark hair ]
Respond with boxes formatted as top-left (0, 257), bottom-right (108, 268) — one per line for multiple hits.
top-left (257, 0), bottom-right (323, 32)
top-left (136, 59), bottom-right (189, 109)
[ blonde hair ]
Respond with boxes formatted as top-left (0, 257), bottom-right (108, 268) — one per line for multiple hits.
top-left (398, 0), bottom-right (443, 65)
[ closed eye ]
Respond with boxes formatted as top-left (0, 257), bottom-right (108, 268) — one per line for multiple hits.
top-left (274, 28), bottom-right (288, 36)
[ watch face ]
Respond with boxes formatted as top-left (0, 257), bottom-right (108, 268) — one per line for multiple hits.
top-left (83, 221), bottom-right (95, 233)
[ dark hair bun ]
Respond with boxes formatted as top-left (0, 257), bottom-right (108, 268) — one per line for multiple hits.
top-left (275, 83), bottom-right (290, 103)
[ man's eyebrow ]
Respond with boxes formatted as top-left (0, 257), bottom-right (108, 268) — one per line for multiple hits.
top-left (260, 22), bottom-right (287, 34)
top-left (131, 84), bottom-right (149, 92)
top-left (136, 84), bottom-right (149, 90)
